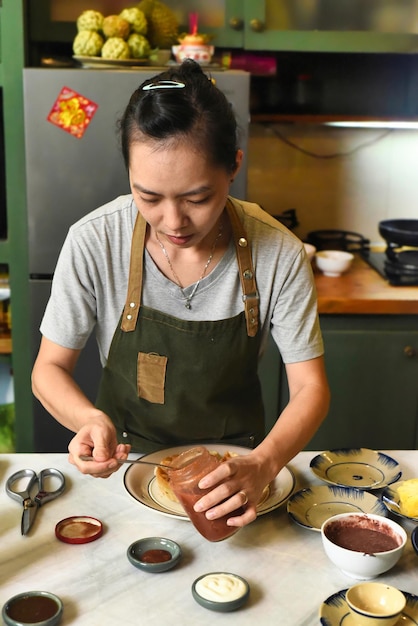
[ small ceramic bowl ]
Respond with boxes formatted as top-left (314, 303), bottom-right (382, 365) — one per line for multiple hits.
top-left (2, 591), bottom-right (63, 626)
top-left (303, 242), bottom-right (317, 262)
top-left (127, 537), bottom-right (182, 573)
top-left (172, 44), bottom-right (214, 64)
top-left (321, 512), bottom-right (406, 580)
top-left (315, 249), bottom-right (354, 276)
top-left (346, 582), bottom-right (406, 626)
top-left (192, 572), bottom-right (250, 612)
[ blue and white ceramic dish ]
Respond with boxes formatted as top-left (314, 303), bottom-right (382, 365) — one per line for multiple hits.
top-left (310, 448), bottom-right (401, 489)
top-left (320, 589), bottom-right (418, 625)
top-left (382, 481), bottom-right (418, 523)
top-left (287, 484), bottom-right (387, 531)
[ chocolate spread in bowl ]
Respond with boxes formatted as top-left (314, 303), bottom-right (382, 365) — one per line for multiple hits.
top-left (325, 516), bottom-right (401, 554)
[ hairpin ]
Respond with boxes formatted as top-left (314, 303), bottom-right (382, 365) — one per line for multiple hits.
top-left (142, 80), bottom-right (186, 91)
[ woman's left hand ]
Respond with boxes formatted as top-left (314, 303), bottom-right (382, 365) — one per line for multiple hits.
top-left (192, 453), bottom-right (273, 527)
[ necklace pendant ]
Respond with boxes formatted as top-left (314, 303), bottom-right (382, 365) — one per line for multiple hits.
top-left (185, 301), bottom-right (192, 310)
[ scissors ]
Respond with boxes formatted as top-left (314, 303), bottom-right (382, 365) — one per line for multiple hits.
top-left (6, 468), bottom-right (66, 535)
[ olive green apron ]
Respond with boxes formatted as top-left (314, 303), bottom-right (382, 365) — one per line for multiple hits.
top-left (96, 199), bottom-right (264, 453)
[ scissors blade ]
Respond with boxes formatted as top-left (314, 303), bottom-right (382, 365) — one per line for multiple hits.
top-left (21, 502), bottom-right (39, 535)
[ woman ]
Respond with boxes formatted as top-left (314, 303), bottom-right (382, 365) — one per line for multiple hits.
top-left (32, 60), bottom-right (329, 529)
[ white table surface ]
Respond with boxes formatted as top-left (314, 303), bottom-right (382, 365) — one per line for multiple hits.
top-left (1, 450), bottom-right (417, 625)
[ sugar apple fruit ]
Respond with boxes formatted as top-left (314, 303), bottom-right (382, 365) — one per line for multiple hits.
top-left (76, 10), bottom-right (104, 32)
top-left (101, 37), bottom-right (130, 59)
top-left (137, 0), bottom-right (179, 49)
top-left (127, 33), bottom-right (151, 59)
top-left (120, 7), bottom-right (148, 35)
top-left (73, 30), bottom-right (104, 57)
top-left (102, 15), bottom-right (131, 40)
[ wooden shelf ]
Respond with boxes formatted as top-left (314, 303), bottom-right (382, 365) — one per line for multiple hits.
top-left (251, 113), bottom-right (418, 125)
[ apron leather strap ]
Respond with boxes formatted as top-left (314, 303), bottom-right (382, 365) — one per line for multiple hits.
top-left (121, 200), bottom-right (259, 337)
top-left (121, 213), bottom-right (146, 332)
top-left (226, 199), bottom-right (259, 337)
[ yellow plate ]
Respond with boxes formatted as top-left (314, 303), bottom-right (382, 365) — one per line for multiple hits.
top-left (73, 55), bottom-right (150, 68)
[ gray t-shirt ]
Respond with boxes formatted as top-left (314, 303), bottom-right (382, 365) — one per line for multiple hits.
top-left (40, 195), bottom-right (323, 366)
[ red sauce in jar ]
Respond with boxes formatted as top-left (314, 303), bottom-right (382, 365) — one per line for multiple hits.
top-left (169, 447), bottom-right (243, 542)
top-left (140, 549), bottom-right (172, 563)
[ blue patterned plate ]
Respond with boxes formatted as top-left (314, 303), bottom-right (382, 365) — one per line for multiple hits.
top-left (320, 589), bottom-right (418, 625)
top-left (287, 484), bottom-right (387, 531)
top-left (310, 448), bottom-right (402, 489)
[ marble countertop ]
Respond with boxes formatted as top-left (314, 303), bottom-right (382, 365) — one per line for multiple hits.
top-left (1, 450), bottom-right (417, 625)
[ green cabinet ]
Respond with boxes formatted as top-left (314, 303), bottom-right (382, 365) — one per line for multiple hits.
top-left (262, 315), bottom-right (418, 451)
top-left (0, 0), bottom-right (33, 450)
top-left (167, 1), bottom-right (418, 53)
top-left (303, 316), bottom-right (418, 450)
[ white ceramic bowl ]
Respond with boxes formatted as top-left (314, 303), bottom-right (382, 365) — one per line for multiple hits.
top-left (346, 582), bottom-right (406, 626)
top-left (172, 44), bottom-right (214, 64)
top-left (315, 249), bottom-right (354, 276)
top-left (303, 242), bottom-right (317, 262)
top-left (321, 512), bottom-right (407, 580)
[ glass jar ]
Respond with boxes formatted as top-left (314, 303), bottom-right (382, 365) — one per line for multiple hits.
top-left (169, 447), bottom-right (242, 542)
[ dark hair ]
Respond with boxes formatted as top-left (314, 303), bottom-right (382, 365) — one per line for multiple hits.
top-left (119, 60), bottom-right (239, 174)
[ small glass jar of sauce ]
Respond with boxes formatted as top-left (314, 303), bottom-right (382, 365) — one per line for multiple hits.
top-left (169, 447), bottom-right (242, 542)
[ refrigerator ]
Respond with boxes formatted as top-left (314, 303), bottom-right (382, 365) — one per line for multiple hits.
top-left (23, 68), bottom-right (250, 452)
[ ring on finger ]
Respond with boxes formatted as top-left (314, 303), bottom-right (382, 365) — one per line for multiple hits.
top-left (238, 490), bottom-right (248, 506)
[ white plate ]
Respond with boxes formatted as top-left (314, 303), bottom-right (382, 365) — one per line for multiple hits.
top-left (124, 444), bottom-right (295, 520)
top-left (320, 589), bottom-right (418, 625)
top-left (382, 480), bottom-right (418, 522)
top-left (287, 484), bottom-right (387, 531)
top-left (73, 55), bottom-right (150, 68)
top-left (310, 448), bottom-right (401, 489)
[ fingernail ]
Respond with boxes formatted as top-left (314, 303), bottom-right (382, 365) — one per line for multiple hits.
top-left (194, 502), bottom-right (203, 512)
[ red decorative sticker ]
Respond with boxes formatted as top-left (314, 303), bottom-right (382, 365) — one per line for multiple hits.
top-left (47, 86), bottom-right (98, 138)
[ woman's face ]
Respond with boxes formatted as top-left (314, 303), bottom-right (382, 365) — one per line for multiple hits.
top-left (129, 138), bottom-right (242, 249)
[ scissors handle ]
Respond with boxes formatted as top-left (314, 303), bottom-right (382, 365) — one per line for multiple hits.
top-left (6, 469), bottom-right (38, 504)
top-left (35, 468), bottom-right (66, 505)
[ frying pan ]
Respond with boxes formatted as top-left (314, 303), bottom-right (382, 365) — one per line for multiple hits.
top-left (379, 219), bottom-right (418, 247)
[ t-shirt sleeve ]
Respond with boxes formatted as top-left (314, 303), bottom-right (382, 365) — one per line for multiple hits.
top-left (270, 248), bottom-right (324, 364)
top-left (39, 228), bottom-right (97, 350)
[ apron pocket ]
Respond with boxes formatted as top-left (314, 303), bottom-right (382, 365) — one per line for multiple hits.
top-left (137, 352), bottom-right (167, 404)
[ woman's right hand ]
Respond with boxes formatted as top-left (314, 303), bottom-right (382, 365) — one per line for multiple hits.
top-left (68, 414), bottom-right (131, 478)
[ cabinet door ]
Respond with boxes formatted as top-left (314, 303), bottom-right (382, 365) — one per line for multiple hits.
top-left (169, 0), bottom-right (244, 48)
top-left (243, 0), bottom-right (380, 51)
top-left (244, 0), bottom-right (297, 51)
top-left (244, 0), bottom-right (418, 52)
top-left (307, 330), bottom-right (418, 451)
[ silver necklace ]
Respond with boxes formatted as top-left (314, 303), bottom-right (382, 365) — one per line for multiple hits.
top-left (155, 223), bottom-right (223, 309)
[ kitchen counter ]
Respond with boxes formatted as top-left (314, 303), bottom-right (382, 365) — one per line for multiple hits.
top-left (1, 451), bottom-right (417, 625)
top-left (314, 255), bottom-right (418, 315)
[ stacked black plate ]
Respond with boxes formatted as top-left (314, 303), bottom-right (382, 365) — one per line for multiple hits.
top-left (380, 219), bottom-right (418, 285)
